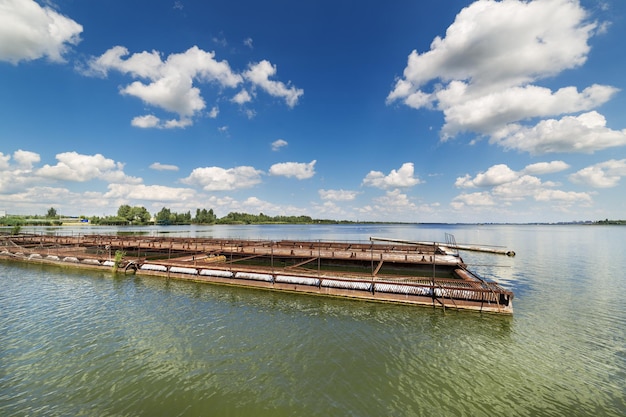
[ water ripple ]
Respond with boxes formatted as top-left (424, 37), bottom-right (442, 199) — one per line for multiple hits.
top-left (1, 225), bottom-right (625, 417)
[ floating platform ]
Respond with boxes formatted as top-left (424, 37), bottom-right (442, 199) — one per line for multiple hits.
top-left (0, 234), bottom-right (514, 314)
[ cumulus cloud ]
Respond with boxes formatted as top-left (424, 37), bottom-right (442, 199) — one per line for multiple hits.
top-left (569, 159), bottom-right (626, 188)
top-left (441, 84), bottom-right (618, 138)
top-left (13, 149), bottom-right (41, 169)
top-left (0, 150), bottom-right (41, 193)
top-left (87, 45), bottom-right (241, 126)
top-left (181, 166), bottom-right (263, 190)
top-left (271, 139), bottom-right (288, 151)
top-left (36, 152), bottom-right (141, 184)
top-left (163, 118), bottom-right (193, 129)
top-left (0, 150), bottom-right (144, 198)
top-left (208, 106), bottom-right (219, 118)
top-left (357, 189), bottom-right (434, 220)
top-left (388, 0), bottom-right (622, 155)
top-left (269, 160), bottom-right (316, 179)
top-left (491, 111), bottom-right (626, 155)
top-left (150, 162), bottom-right (179, 171)
top-left (86, 46), bottom-right (303, 127)
top-left (0, 0), bottom-right (82, 64)
top-left (232, 89), bottom-right (252, 105)
top-left (0, 185), bottom-right (78, 208)
top-left (455, 164), bottom-right (518, 188)
top-left (451, 192), bottom-right (496, 210)
top-left (534, 189), bottom-right (592, 203)
top-left (130, 114), bottom-right (193, 129)
top-left (458, 160), bottom-right (569, 189)
top-left (492, 175), bottom-right (554, 201)
top-left (372, 189), bottom-right (417, 209)
top-left (104, 183), bottom-right (195, 201)
top-left (319, 189), bottom-right (359, 201)
top-left (239, 196), bottom-right (289, 215)
top-left (0, 152), bottom-right (10, 170)
top-left (5, 185), bottom-right (124, 216)
top-left (362, 162), bottom-right (422, 189)
top-left (388, 1), bottom-right (595, 97)
top-left (522, 160), bottom-right (570, 175)
top-left (453, 161), bottom-right (591, 209)
top-left (244, 60), bottom-right (304, 107)
top-left (131, 115), bottom-right (161, 128)
top-left (389, 0), bottom-right (595, 102)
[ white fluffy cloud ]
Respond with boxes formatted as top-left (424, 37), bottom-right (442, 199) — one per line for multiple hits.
top-left (373, 189), bottom-right (417, 209)
top-left (104, 183), bottom-right (196, 201)
top-left (0, 0), bottom-right (82, 64)
top-left (130, 114), bottom-right (193, 129)
top-left (388, 0), bottom-right (623, 155)
top-left (150, 162), bottom-right (179, 172)
top-left (269, 160), bottom-right (316, 179)
top-left (0, 150), bottom-right (40, 193)
top-left (271, 139), bottom-right (288, 151)
top-left (534, 189), bottom-right (592, 203)
top-left (87, 46), bottom-right (303, 127)
top-left (455, 164), bottom-right (518, 188)
top-left (181, 166), bottom-right (264, 190)
top-left (492, 175), bottom-right (554, 201)
top-left (0, 152), bottom-right (10, 170)
top-left (569, 159), bottom-right (626, 188)
top-left (319, 189), bottom-right (359, 201)
top-left (456, 162), bottom-right (565, 190)
top-left (90, 46), bottom-right (242, 119)
top-left (208, 106), bottom-right (219, 118)
top-left (362, 162), bottom-right (422, 189)
top-left (131, 115), bottom-right (160, 128)
top-left (244, 60), bottom-right (304, 107)
top-left (451, 192), bottom-right (496, 210)
top-left (453, 161), bottom-right (591, 209)
top-left (441, 84), bottom-right (617, 138)
top-left (231, 89), bottom-right (253, 105)
top-left (357, 189), bottom-right (433, 220)
top-left (389, 0), bottom-right (595, 102)
top-left (88, 45), bottom-right (241, 126)
top-left (0, 151), bottom-right (144, 209)
top-left (36, 152), bottom-right (141, 184)
top-left (12, 149), bottom-right (41, 169)
top-left (522, 161), bottom-right (570, 175)
top-left (0, 186), bottom-right (82, 210)
top-left (491, 111), bottom-right (626, 155)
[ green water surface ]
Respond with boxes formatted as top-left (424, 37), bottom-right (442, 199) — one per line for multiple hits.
top-left (1, 224), bottom-right (624, 416)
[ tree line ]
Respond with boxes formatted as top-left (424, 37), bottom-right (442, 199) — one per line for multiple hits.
top-left (3, 206), bottom-right (625, 227)
top-left (89, 205), bottom-right (328, 225)
top-left (1, 205), bottom-right (347, 227)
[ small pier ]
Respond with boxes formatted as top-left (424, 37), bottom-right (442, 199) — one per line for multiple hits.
top-left (0, 233), bottom-right (514, 314)
top-left (371, 236), bottom-right (516, 256)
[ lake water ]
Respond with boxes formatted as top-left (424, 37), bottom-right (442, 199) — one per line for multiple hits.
top-left (1, 224), bottom-right (624, 416)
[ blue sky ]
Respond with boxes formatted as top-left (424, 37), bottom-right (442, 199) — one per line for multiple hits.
top-left (1, 0), bottom-right (625, 223)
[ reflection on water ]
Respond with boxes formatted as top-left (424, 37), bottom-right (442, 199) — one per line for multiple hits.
top-left (1, 224), bottom-right (625, 416)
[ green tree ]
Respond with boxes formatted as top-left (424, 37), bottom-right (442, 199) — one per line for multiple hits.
top-left (46, 207), bottom-right (57, 218)
top-left (193, 208), bottom-right (217, 224)
top-left (116, 205), bottom-right (151, 224)
top-left (117, 204), bottom-right (132, 222)
top-left (155, 207), bottom-right (172, 224)
top-left (130, 206), bottom-right (151, 224)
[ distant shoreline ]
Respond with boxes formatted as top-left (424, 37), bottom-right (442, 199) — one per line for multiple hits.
top-left (2, 220), bottom-right (625, 228)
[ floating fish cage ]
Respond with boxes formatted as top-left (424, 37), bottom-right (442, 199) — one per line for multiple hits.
top-left (0, 233), bottom-right (514, 314)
